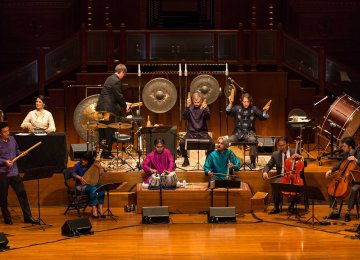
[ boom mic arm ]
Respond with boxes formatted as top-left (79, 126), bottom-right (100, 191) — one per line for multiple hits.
top-left (227, 77), bottom-right (245, 93)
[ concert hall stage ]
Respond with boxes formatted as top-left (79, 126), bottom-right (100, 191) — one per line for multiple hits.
top-left (7, 158), bottom-right (335, 211)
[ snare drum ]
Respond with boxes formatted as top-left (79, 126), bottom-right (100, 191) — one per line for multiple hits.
top-left (160, 171), bottom-right (178, 187)
top-left (319, 94), bottom-right (360, 142)
top-left (149, 173), bottom-right (161, 186)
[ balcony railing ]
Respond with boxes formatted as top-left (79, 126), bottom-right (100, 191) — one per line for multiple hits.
top-left (0, 24), bottom-right (358, 109)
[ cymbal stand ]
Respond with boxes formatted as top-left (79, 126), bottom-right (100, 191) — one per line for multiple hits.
top-left (240, 143), bottom-right (253, 171)
top-left (113, 131), bottom-right (136, 172)
top-left (298, 124), bottom-right (315, 161)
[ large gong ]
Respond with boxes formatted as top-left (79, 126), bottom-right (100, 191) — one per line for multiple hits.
top-left (73, 94), bottom-right (101, 141)
top-left (142, 78), bottom-right (177, 113)
top-left (190, 74), bottom-right (220, 105)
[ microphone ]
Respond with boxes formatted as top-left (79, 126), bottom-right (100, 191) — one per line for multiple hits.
top-left (228, 77), bottom-right (234, 83)
top-left (228, 77), bottom-right (245, 93)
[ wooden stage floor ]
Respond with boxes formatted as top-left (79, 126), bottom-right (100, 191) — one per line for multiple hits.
top-left (1, 205), bottom-right (360, 259)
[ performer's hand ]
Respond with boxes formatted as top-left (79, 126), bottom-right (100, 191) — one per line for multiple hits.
top-left (228, 96), bottom-right (233, 106)
top-left (80, 177), bottom-right (87, 185)
top-left (348, 155), bottom-right (357, 161)
top-left (27, 125), bottom-right (34, 132)
top-left (6, 160), bottom-right (13, 167)
top-left (207, 171), bottom-right (213, 177)
top-left (325, 170), bottom-right (332, 179)
top-left (201, 100), bottom-right (207, 110)
top-left (292, 153), bottom-right (302, 159)
top-left (262, 172), bottom-right (269, 180)
top-left (228, 162), bottom-right (234, 168)
top-left (150, 168), bottom-right (157, 173)
top-left (186, 98), bottom-right (191, 107)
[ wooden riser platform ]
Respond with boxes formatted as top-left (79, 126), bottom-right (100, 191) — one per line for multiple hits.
top-left (136, 183), bottom-right (252, 214)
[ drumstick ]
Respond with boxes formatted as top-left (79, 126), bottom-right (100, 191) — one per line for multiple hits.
top-left (263, 99), bottom-right (272, 110)
top-left (11, 141), bottom-right (42, 163)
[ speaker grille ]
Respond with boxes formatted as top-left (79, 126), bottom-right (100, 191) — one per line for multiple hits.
top-left (208, 207), bottom-right (236, 223)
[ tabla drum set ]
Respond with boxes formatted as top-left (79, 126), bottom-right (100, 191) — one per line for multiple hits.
top-left (148, 171), bottom-right (178, 189)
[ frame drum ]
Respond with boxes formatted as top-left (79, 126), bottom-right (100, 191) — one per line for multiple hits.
top-left (319, 94), bottom-right (360, 143)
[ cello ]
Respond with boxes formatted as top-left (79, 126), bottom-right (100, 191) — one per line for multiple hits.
top-left (327, 150), bottom-right (358, 199)
top-left (279, 140), bottom-right (304, 197)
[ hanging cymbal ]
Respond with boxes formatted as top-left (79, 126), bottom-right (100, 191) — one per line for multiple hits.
top-left (108, 122), bottom-right (132, 129)
top-left (81, 122), bottom-right (108, 130)
top-left (74, 94), bottom-right (101, 141)
top-left (190, 75), bottom-right (220, 105)
top-left (87, 111), bottom-right (115, 121)
top-left (142, 78), bottom-right (177, 113)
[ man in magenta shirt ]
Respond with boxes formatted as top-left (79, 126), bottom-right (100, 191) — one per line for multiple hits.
top-left (142, 138), bottom-right (174, 184)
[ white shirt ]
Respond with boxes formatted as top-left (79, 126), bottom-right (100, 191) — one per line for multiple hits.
top-left (21, 109), bottom-right (56, 132)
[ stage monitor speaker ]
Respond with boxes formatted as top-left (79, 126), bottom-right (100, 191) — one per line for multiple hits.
top-left (208, 207), bottom-right (236, 223)
top-left (70, 144), bottom-right (94, 160)
top-left (0, 233), bottom-right (9, 251)
top-left (61, 217), bottom-right (93, 236)
top-left (142, 206), bottom-right (170, 224)
top-left (145, 126), bottom-right (177, 159)
top-left (257, 137), bottom-right (276, 154)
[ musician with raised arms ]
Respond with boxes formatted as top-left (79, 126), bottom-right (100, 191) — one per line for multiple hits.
top-left (180, 91), bottom-right (214, 167)
top-left (325, 136), bottom-right (360, 221)
top-left (142, 138), bottom-right (174, 184)
top-left (72, 152), bottom-right (106, 218)
top-left (262, 137), bottom-right (304, 215)
top-left (203, 136), bottom-right (241, 181)
top-left (226, 92), bottom-right (270, 169)
top-left (0, 122), bottom-right (39, 225)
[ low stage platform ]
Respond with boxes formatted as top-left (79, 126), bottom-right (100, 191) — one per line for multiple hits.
top-left (136, 182), bottom-right (252, 214)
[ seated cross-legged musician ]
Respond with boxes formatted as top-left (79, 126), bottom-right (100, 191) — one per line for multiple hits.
top-left (180, 91), bottom-right (214, 167)
top-left (142, 138), bottom-right (174, 184)
top-left (204, 136), bottom-right (241, 181)
top-left (325, 136), bottom-right (360, 222)
top-left (262, 137), bottom-right (304, 214)
top-left (226, 93), bottom-right (269, 169)
top-left (72, 152), bottom-right (106, 219)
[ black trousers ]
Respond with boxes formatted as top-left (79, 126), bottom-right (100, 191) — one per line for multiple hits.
top-left (272, 174), bottom-right (306, 209)
top-left (0, 175), bottom-right (32, 221)
top-left (98, 128), bottom-right (116, 155)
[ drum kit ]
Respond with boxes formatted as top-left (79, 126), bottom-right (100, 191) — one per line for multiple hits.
top-left (73, 95), bottom-right (145, 169)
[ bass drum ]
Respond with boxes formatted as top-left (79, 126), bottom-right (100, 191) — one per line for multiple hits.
top-left (319, 94), bottom-right (360, 144)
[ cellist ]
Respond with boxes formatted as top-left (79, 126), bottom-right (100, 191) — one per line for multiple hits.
top-left (262, 137), bottom-right (305, 214)
top-left (325, 136), bottom-right (360, 221)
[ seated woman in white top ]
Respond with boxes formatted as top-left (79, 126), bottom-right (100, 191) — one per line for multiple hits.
top-left (21, 95), bottom-right (56, 133)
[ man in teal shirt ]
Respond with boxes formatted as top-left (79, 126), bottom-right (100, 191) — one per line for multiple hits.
top-left (204, 137), bottom-right (241, 180)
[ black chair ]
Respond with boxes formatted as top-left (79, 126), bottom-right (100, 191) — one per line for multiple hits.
top-left (63, 167), bottom-right (90, 216)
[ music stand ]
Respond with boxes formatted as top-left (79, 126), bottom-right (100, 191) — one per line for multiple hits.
top-left (230, 142), bottom-right (258, 171)
top-left (301, 186), bottom-right (325, 225)
top-left (22, 166), bottom-right (55, 230)
top-left (95, 182), bottom-right (123, 221)
top-left (270, 182), bottom-right (304, 219)
top-left (185, 139), bottom-right (211, 170)
top-left (210, 180), bottom-right (241, 207)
